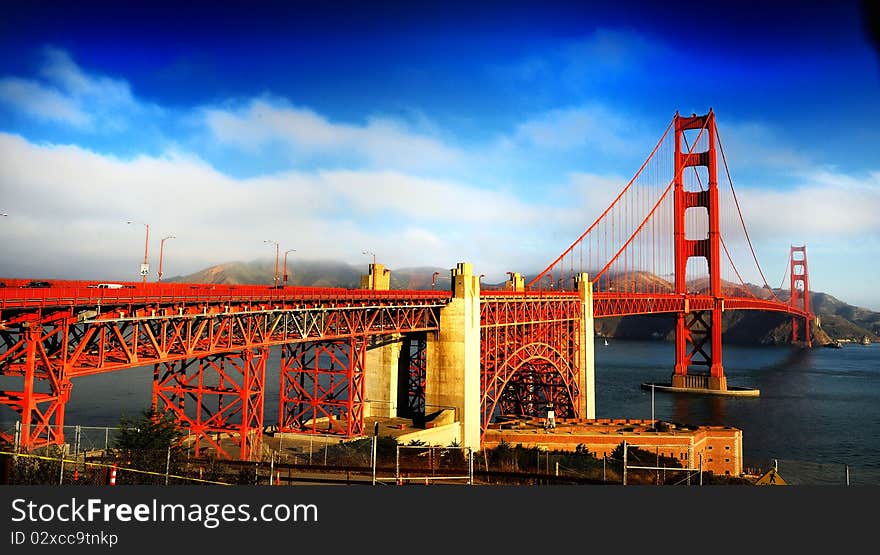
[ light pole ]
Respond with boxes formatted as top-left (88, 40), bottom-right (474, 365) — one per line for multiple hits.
top-left (126, 220), bottom-right (150, 284)
top-left (362, 251), bottom-right (376, 290)
top-left (157, 235), bottom-right (176, 282)
top-left (264, 240), bottom-right (279, 287)
top-left (283, 249), bottom-right (296, 287)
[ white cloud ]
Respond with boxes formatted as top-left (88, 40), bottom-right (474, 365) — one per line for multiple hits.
top-left (0, 47), bottom-right (157, 131)
top-left (0, 132), bottom-right (563, 281)
top-left (715, 119), bottom-right (811, 170)
top-left (737, 170), bottom-right (880, 239)
top-left (204, 98), bottom-right (463, 171)
top-left (514, 105), bottom-right (634, 152)
top-left (0, 77), bottom-right (89, 126)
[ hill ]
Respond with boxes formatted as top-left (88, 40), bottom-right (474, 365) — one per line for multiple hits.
top-left (168, 259), bottom-right (449, 290)
top-left (169, 260), bottom-right (878, 346)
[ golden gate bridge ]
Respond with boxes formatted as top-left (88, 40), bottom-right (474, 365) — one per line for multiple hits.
top-left (0, 109), bottom-right (812, 460)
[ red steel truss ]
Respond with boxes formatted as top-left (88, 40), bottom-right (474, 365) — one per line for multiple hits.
top-left (479, 294), bottom-right (582, 431)
top-left (0, 290), bottom-right (444, 454)
top-left (279, 338), bottom-right (366, 437)
top-left (152, 348), bottom-right (267, 460)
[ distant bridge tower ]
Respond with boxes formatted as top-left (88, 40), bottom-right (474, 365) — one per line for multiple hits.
top-left (671, 109), bottom-right (726, 391)
top-left (790, 245), bottom-right (812, 347)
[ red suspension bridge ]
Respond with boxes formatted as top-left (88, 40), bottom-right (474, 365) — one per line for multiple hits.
top-left (0, 109), bottom-right (812, 460)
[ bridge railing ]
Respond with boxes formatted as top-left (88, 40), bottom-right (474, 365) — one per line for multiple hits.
top-left (0, 280), bottom-right (452, 310)
top-left (480, 290), bottom-right (579, 299)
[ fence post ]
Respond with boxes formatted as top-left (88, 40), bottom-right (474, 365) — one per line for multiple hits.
top-left (269, 451), bottom-right (275, 486)
top-left (845, 465), bottom-right (850, 486)
top-left (105, 427), bottom-right (109, 451)
top-left (395, 445), bottom-right (400, 486)
top-left (163, 445), bottom-right (171, 485)
top-left (14, 421), bottom-right (21, 454)
top-left (699, 453), bottom-right (703, 486)
top-left (622, 441), bottom-right (627, 486)
top-left (59, 452), bottom-right (65, 485)
top-left (469, 448), bottom-right (474, 485)
top-left (371, 435), bottom-right (377, 486)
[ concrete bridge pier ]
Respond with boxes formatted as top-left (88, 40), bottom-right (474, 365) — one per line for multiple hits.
top-left (575, 273), bottom-right (596, 419)
top-left (361, 263), bottom-right (405, 418)
top-left (425, 263), bottom-right (481, 451)
top-left (365, 335), bottom-right (403, 418)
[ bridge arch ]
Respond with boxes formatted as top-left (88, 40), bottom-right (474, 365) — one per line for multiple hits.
top-left (481, 341), bottom-right (579, 431)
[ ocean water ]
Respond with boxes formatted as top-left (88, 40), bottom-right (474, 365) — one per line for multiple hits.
top-left (4, 340), bottom-right (878, 484)
top-left (595, 339), bottom-right (880, 485)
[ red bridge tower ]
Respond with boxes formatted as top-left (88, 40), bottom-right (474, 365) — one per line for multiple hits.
top-left (790, 245), bottom-right (812, 347)
top-left (671, 109), bottom-right (726, 391)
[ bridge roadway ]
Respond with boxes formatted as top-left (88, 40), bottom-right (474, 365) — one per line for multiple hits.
top-left (0, 279), bottom-right (452, 378)
top-left (0, 278), bottom-right (809, 318)
top-left (0, 268), bottom-right (809, 460)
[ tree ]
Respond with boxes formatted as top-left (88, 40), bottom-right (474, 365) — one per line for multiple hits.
top-left (112, 409), bottom-right (187, 484)
top-left (114, 409), bottom-right (185, 450)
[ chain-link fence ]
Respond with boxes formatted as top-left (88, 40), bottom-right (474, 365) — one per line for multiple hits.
top-left (748, 459), bottom-right (880, 486)
top-left (3, 425), bottom-right (877, 486)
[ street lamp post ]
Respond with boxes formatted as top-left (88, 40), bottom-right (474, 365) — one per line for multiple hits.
top-left (126, 220), bottom-right (150, 284)
top-left (157, 235), bottom-right (176, 282)
top-left (362, 251), bottom-right (376, 290)
top-left (283, 249), bottom-right (296, 287)
top-left (264, 240), bottom-right (279, 287)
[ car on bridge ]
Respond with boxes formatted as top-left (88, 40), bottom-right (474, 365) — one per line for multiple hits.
top-left (22, 280), bottom-right (52, 288)
top-left (88, 283), bottom-right (124, 289)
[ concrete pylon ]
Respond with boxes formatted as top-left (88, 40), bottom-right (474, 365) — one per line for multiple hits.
top-left (425, 262), bottom-right (481, 450)
top-left (360, 263), bottom-right (391, 290)
top-left (504, 272), bottom-right (525, 292)
top-left (361, 262), bottom-right (398, 417)
top-left (575, 273), bottom-right (596, 419)
top-left (365, 335), bottom-right (403, 418)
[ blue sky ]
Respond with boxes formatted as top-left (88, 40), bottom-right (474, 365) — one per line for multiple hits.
top-left (1, 1), bottom-right (879, 308)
